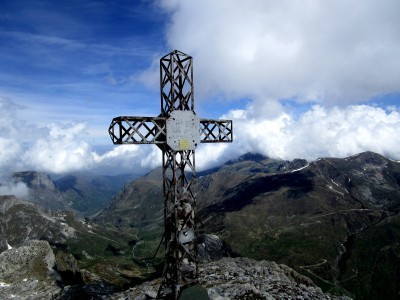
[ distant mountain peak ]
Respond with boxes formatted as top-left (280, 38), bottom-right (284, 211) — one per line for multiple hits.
top-left (227, 152), bottom-right (268, 164)
top-left (347, 151), bottom-right (389, 164)
top-left (12, 171), bottom-right (56, 190)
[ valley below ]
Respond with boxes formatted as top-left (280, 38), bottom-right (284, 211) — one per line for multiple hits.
top-left (1, 151), bottom-right (400, 299)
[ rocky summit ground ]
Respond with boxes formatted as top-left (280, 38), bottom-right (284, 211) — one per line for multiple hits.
top-left (104, 257), bottom-right (351, 300)
top-left (0, 240), bottom-right (352, 300)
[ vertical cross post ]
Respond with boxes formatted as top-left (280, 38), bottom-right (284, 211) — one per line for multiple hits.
top-left (109, 50), bottom-right (232, 299)
top-left (158, 51), bottom-right (198, 298)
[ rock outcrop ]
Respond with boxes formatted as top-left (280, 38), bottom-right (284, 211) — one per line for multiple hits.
top-left (0, 240), bottom-right (62, 299)
top-left (198, 234), bottom-right (236, 263)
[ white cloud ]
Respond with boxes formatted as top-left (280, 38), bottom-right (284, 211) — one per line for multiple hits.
top-left (195, 104), bottom-right (400, 166)
top-left (0, 182), bottom-right (29, 198)
top-left (1, 97), bottom-right (400, 178)
top-left (0, 137), bottom-right (23, 177)
top-left (156, 0), bottom-right (400, 106)
top-left (0, 98), bottom-right (154, 177)
top-left (92, 144), bottom-right (160, 175)
top-left (21, 123), bottom-right (95, 173)
top-left (144, 0), bottom-right (400, 168)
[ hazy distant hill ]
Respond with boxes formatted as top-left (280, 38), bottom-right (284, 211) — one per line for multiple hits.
top-left (94, 153), bottom-right (300, 226)
top-left (54, 172), bottom-right (137, 213)
top-left (94, 151), bottom-right (400, 299)
top-left (93, 167), bottom-right (163, 227)
top-left (11, 171), bottom-right (136, 214)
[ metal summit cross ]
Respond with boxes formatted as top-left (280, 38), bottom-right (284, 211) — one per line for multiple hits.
top-left (109, 50), bottom-right (232, 299)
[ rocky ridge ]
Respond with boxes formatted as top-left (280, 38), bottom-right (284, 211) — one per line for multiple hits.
top-left (0, 236), bottom-right (352, 300)
top-left (12, 172), bottom-right (69, 211)
top-left (108, 257), bottom-right (351, 300)
top-left (0, 195), bottom-right (77, 252)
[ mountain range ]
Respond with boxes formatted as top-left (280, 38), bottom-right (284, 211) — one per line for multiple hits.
top-left (95, 151), bottom-right (400, 299)
top-left (1, 151), bottom-right (399, 299)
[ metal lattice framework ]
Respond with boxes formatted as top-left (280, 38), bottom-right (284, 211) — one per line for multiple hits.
top-left (109, 50), bottom-right (232, 299)
top-left (109, 117), bottom-right (232, 144)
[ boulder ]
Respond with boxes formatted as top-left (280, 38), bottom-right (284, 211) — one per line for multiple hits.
top-left (0, 240), bottom-right (62, 299)
top-left (198, 234), bottom-right (236, 263)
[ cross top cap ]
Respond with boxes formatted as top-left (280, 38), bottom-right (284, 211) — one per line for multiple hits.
top-left (164, 49), bottom-right (190, 56)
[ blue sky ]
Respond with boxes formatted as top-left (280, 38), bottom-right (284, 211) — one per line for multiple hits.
top-left (0, 1), bottom-right (168, 140)
top-left (1, 0), bottom-right (400, 178)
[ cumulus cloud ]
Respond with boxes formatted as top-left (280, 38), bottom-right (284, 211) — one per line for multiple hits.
top-left (1, 96), bottom-right (400, 179)
top-left (155, 0), bottom-right (400, 107)
top-left (21, 123), bottom-right (94, 173)
top-left (0, 97), bottom-right (154, 178)
top-left (196, 104), bottom-right (400, 169)
top-left (140, 0), bottom-right (400, 169)
top-left (92, 144), bottom-right (161, 175)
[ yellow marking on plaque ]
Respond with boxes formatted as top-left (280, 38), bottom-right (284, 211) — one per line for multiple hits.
top-left (179, 139), bottom-right (190, 150)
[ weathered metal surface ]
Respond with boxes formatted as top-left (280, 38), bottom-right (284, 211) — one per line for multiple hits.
top-left (200, 119), bottom-right (233, 143)
top-left (109, 50), bottom-right (232, 299)
top-left (160, 50), bottom-right (194, 115)
top-left (158, 50), bottom-right (198, 299)
top-left (109, 118), bottom-right (232, 145)
top-left (166, 111), bottom-right (200, 151)
top-left (109, 116), bottom-right (166, 144)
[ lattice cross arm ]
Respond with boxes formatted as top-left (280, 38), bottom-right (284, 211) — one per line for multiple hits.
top-left (200, 119), bottom-right (233, 143)
top-left (109, 116), bottom-right (233, 145)
top-left (109, 116), bottom-right (166, 144)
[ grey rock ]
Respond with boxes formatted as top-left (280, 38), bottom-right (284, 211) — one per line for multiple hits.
top-left (55, 251), bottom-right (84, 285)
top-left (53, 283), bottom-right (120, 300)
top-left (286, 159), bottom-right (309, 172)
top-left (0, 240), bottom-right (62, 299)
top-left (198, 234), bottom-right (235, 263)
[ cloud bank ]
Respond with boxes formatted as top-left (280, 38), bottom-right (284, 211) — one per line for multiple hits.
top-left (0, 97), bottom-right (156, 178)
top-left (1, 97), bottom-right (400, 179)
top-left (145, 0), bottom-right (400, 169)
top-left (158, 0), bottom-right (400, 106)
top-left (219, 104), bottom-right (400, 162)
top-left (0, 182), bottom-right (29, 198)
